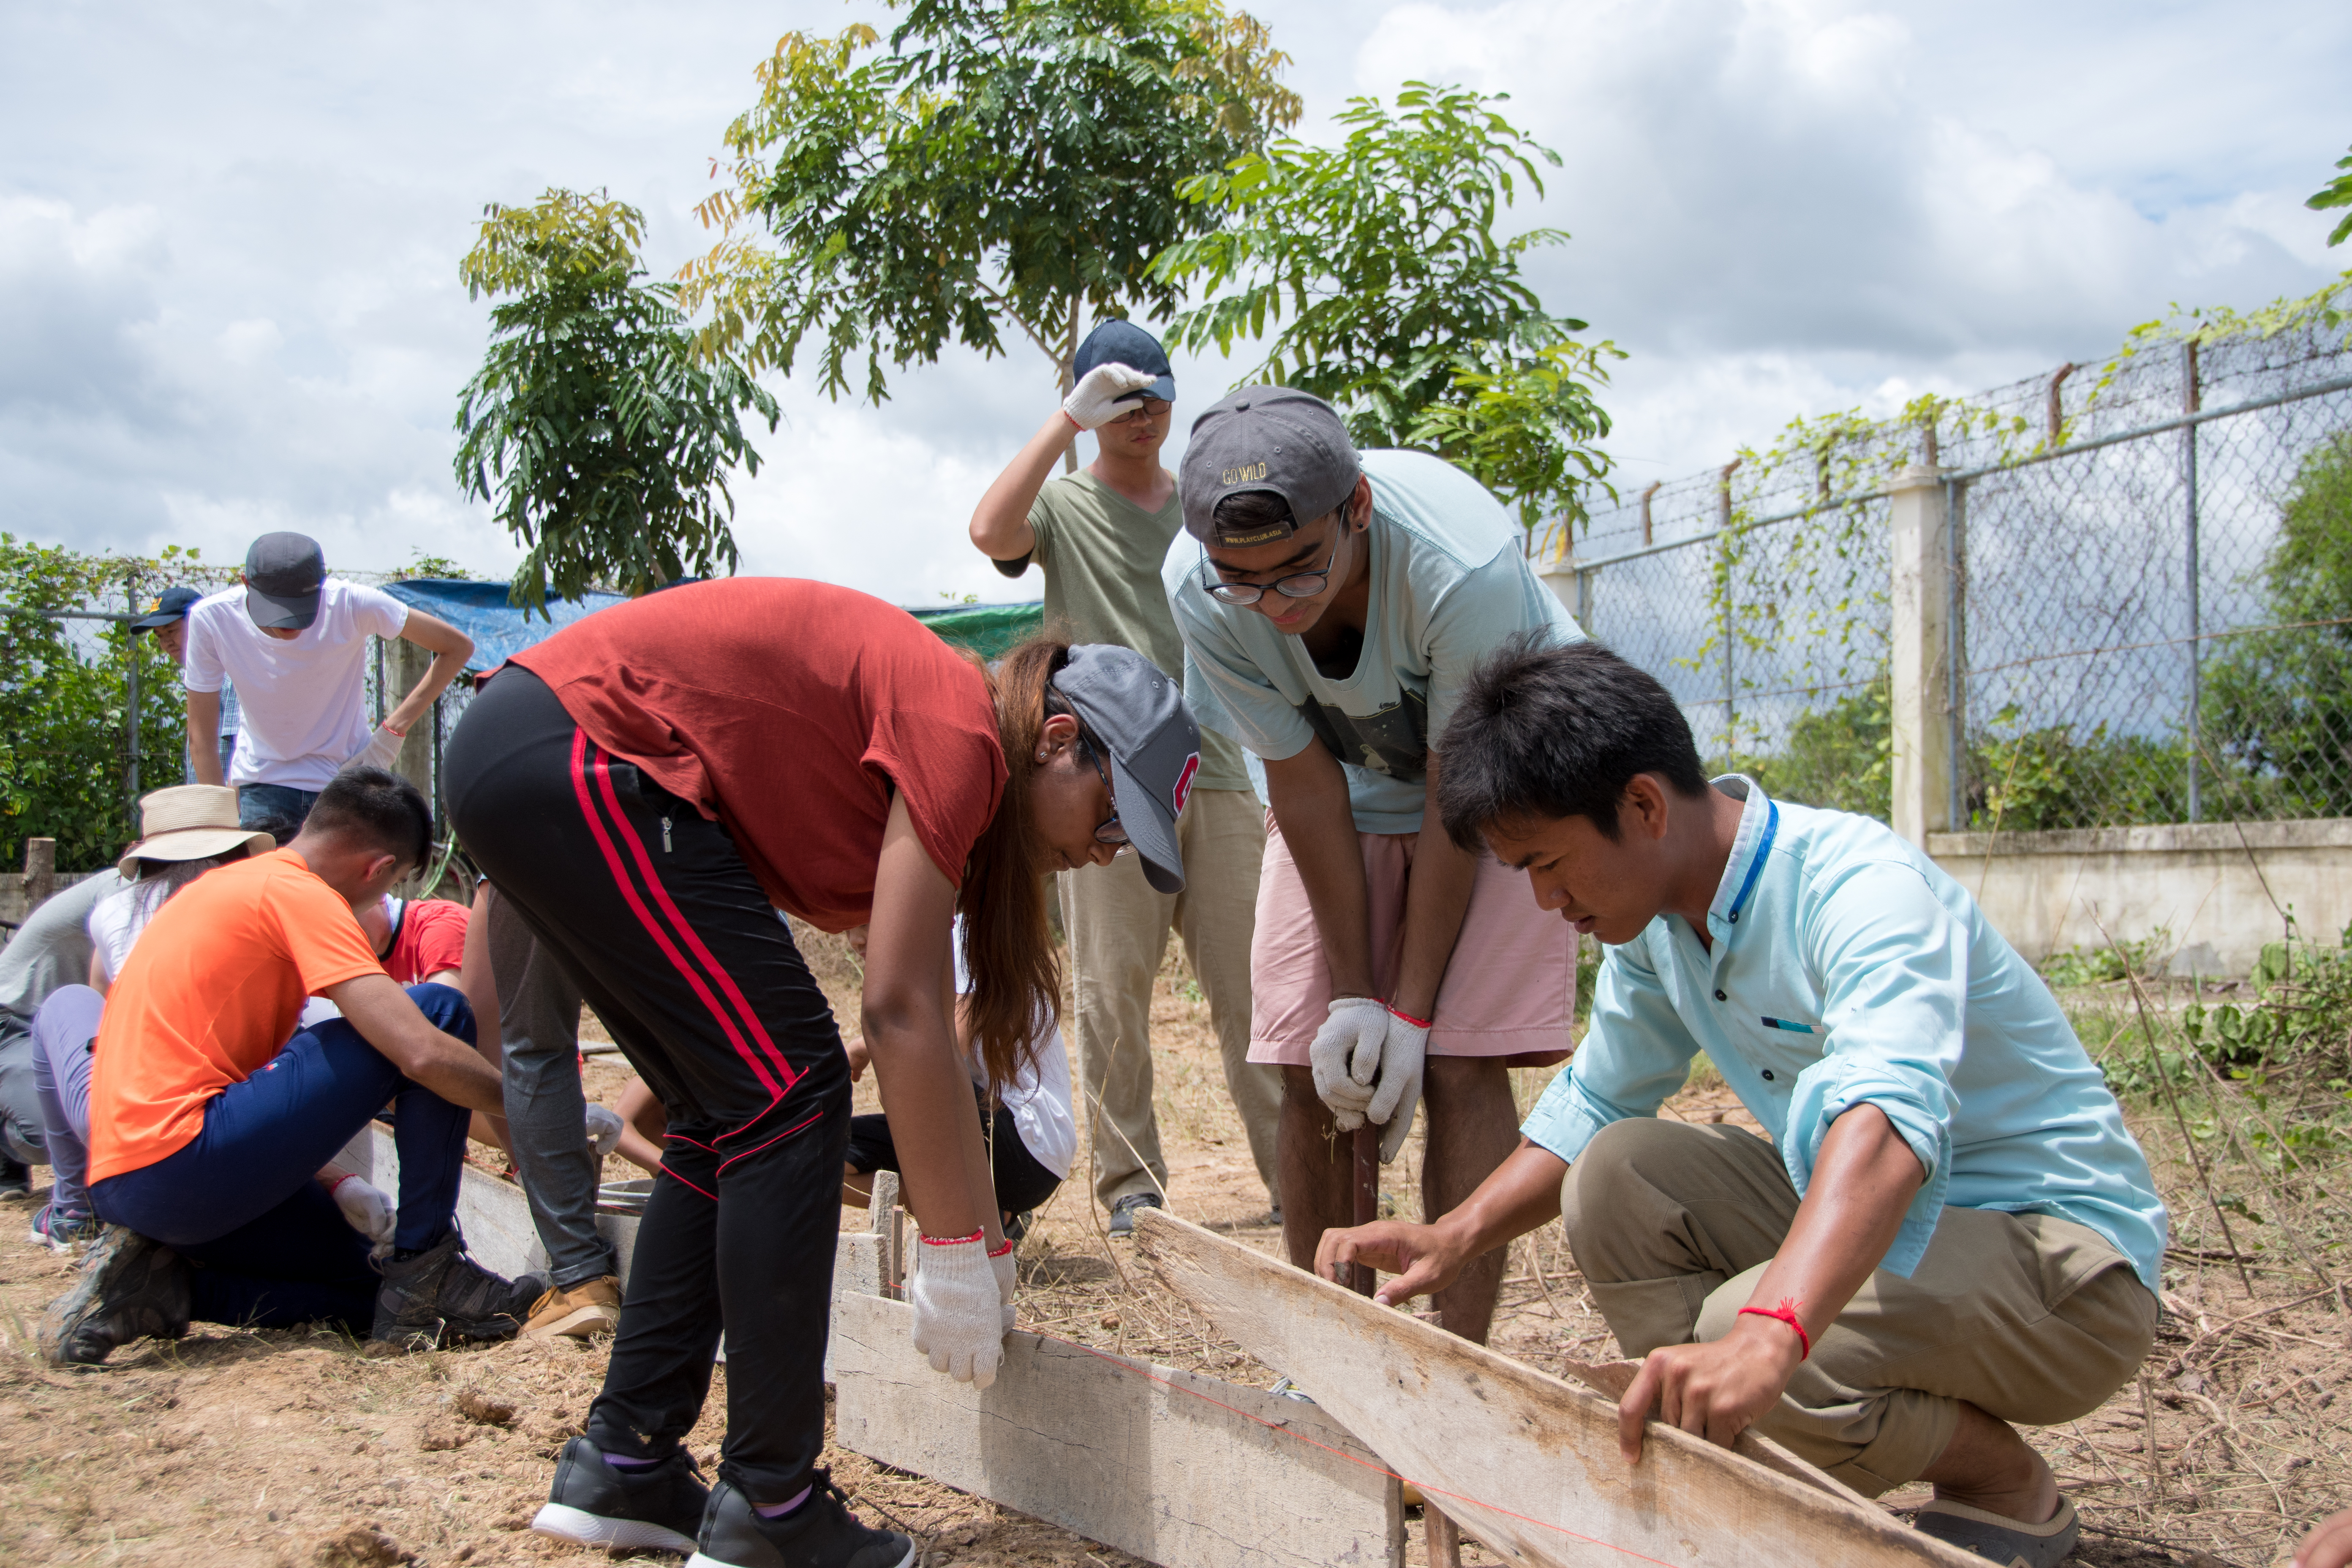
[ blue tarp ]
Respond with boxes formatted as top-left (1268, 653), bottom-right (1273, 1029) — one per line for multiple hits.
top-left (380, 579), bottom-right (1045, 670)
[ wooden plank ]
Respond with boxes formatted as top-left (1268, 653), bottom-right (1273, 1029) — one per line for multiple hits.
top-left (832, 1290), bottom-right (1403, 1568)
top-left (1132, 1209), bottom-right (1978, 1568)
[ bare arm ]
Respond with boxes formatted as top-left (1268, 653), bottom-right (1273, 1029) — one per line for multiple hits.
top-left (1263, 743), bottom-right (1377, 998)
top-left (318, 971), bottom-right (506, 1116)
top-left (1618, 1103), bottom-right (1923, 1460)
top-left (1391, 753), bottom-right (1478, 1022)
top-left (861, 793), bottom-right (1001, 1249)
top-left (1317, 1138), bottom-right (1566, 1301)
top-left (969, 409), bottom-right (1075, 563)
top-left (187, 688), bottom-right (224, 787)
top-left (384, 610), bottom-right (474, 735)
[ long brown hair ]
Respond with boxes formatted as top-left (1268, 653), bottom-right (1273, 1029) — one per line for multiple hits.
top-left (958, 637), bottom-right (1071, 1091)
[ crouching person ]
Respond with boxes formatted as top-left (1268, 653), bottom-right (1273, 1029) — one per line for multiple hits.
top-left (40, 767), bottom-right (538, 1367)
top-left (1318, 640), bottom-right (2166, 1568)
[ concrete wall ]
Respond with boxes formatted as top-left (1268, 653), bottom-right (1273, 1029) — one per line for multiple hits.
top-left (0, 871), bottom-right (100, 930)
top-left (1927, 818), bottom-right (2352, 977)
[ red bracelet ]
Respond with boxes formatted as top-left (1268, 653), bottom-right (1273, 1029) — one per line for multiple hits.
top-left (1386, 1004), bottom-right (1433, 1030)
top-left (920, 1228), bottom-right (985, 1247)
top-left (1737, 1299), bottom-right (1811, 1361)
top-left (987, 1238), bottom-right (1013, 1258)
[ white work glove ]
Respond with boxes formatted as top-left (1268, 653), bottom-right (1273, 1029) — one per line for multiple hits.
top-left (350, 722), bottom-right (404, 773)
top-left (1309, 997), bottom-right (1386, 1130)
top-left (1368, 1007), bottom-right (1429, 1164)
top-left (908, 1231), bottom-right (1006, 1389)
top-left (991, 1239), bottom-right (1018, 1337)
top-left (584, 1103), bottom-right (624, 1162)
top-left (1061, 362), bottom-right (1159, 431)
top-left (331, 1175), bottom-right (396, 1258)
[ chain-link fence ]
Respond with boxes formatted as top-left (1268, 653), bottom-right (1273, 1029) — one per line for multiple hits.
top-left (1538, 323), bottom-right (2352, 831)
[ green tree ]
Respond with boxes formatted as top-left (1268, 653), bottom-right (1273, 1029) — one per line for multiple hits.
top-left (681, 0), bottom-right (1300, 419)
top-left (453, 188), bottom-right (781, 612)
top-left (1151, 83), bottom-right (1620, 534)
top-left (2204, 430), bottom-right (2352, 815)
top-left (2310, 143), bottom-right (2352, 248)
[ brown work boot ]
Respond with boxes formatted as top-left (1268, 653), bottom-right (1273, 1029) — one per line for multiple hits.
top-left (525, 1275), bottom-right (623, 1339)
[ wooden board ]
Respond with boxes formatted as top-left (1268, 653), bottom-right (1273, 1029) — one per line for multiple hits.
top-left (1133, 1209), bottom-right (1977, 1568)
top-left (832, 1291), bottom-right (1404, 1568)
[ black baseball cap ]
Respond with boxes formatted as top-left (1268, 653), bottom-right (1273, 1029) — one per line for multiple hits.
top-left (1073, 319), bottom-right (1175, 406)
top-left (129, 585), bottom-right (204, 631)
top-left (1052, 645), bottom-right (1200, 894)
top-left (1179, 386), bottom-right (1361, 547)
top-left (243, 532), bottom-right (327, 630)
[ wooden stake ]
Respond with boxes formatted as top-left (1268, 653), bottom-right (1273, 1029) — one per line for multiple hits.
top-left (1350, 1126), bottom-right (1379, 1297)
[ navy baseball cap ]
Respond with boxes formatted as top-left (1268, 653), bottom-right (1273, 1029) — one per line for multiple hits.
top-left (244, 532), bottom-right (327, 629)
top-left (130, 585), bottom-right (204, 631)
top-left (1052, 644), bottom-right (1200, 894)
top-left (1073, 319), bottom-right (1175, 406)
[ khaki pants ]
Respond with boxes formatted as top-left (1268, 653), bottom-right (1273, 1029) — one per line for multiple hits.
top-left (1561, 1119), bottom-right (2158, 1494)
top-left (1061, 787), bottom-right (1280, 1209)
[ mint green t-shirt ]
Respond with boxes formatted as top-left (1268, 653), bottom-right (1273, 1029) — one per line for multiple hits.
top-left (1019, 470), bottom-right (1250, 792)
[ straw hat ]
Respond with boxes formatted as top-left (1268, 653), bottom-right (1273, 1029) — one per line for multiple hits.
top-left (117, 785), bottom-right (278, 878)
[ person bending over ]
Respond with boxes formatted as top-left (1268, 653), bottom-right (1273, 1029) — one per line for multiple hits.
top-left (1165, 387), bottom-right (1582, 1343)
top-left (446, 579), bottom-right (1198, 1568)
top-left (38, 768), bottom-right (537, 1367)
top-left (1318, 639), bottom-right (2167, 1568)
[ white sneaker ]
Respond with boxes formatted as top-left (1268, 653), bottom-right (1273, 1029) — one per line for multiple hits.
top-left (584, 1104), bottom-right (624, 1162)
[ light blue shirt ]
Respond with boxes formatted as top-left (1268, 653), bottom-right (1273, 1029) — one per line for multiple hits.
top-left (1521, 779), bottom-right (2168, 1290)
top-left (1166, 449), bottom-right (1584, 834)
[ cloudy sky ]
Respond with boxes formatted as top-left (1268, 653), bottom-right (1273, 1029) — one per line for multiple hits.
top-left (4, 0), bottom-right (2345, 605)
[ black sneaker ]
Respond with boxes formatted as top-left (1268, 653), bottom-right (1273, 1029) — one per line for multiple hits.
top-left (0, 1155), bottom-right (30, 1203)
top-left (688, 1472), bottom-right (912, 1568)
top-left (38, 1225), bottom-right (191, 1367)
top-left (370, 1230), bottom-right (543, 1349)
top-left (531, 1436), bottom-right (707, 1555)
top-left (1107, 1192), bottom-right (1162, 1237)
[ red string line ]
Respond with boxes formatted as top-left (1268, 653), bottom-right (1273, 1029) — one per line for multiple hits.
top-left (1040, 1330), bottom-right (1689, 1568)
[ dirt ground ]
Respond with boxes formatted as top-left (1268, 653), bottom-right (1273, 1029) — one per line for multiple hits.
top-left (0, 932), bottom-right (2345, 1566)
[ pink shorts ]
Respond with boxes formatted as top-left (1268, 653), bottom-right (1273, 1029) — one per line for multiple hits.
top-left (1247, 812), bottom-right (1576, 1068)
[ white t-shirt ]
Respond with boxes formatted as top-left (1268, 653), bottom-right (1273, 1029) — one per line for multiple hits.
top-left (952, 917), bottom-right (1076, 1180)
top-left (86, 885), bottom-right (158, 986)
top-left (184, 580), bottom-right (410, 790)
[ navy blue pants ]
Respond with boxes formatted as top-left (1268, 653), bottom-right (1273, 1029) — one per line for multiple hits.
top-left (92, 984), bottom-right (476, 1334)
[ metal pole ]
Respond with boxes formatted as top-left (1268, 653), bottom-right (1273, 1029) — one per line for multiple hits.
top-left (1945, 479), bottom-right (1967, 833)
top-left (1718, 460), bottom-right (1741, 770)
top-left (124, 575), bottom-right (141, 815)
top-left (2183, 341), bottom-right (2202, 824)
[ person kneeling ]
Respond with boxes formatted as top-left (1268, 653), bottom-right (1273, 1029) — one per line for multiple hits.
top-left (40, 767), bottom-right (536, 1367)
top-left (1318, 639), bottom-right (2166, 1568)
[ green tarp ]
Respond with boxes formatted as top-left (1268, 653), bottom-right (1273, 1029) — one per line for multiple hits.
top-left (906, 602), bottom-right (1045, 661)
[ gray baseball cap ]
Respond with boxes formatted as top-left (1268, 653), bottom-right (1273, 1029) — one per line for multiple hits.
top-left (1052, 644), bottom-right (1201, 894)
top-left (243, 532), bottom-right (327, 630)
top-left (1179, 386), bottom-right (1361, 547)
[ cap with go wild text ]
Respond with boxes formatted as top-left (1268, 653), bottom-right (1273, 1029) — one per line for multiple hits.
top-left (1073, 319), bottom-right (1176, 406)
top-left (243, 533), bottom-right (327, 630)
top-left (1178, 386), bottom-right (1360, 547)
top-left (1051, 644), bottom-right (1200, 894)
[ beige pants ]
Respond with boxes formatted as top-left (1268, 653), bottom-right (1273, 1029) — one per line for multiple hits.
top-left (1060, 787), bottom-right (1280, 1209)
top-left (1561, 1118), bottom-right (2159, 1494)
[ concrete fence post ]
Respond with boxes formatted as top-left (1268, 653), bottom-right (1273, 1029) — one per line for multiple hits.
top-left (1889, 464), bottom-right (1954, 848)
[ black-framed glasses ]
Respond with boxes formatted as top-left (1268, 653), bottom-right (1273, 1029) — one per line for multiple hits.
top-left (1078, 738), bottom-right (1130, 846)
top-left (1106, 397), bottom-right (1171, 425)
top-left (1198, 536), bottom-right (1339, 606)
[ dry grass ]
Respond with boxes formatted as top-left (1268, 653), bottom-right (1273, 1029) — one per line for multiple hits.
top-left (3, 930), bottom-right (2345, 1565)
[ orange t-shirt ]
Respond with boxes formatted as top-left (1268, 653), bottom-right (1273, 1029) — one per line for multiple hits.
top-left (88, 849), bottom-right (384, 1183)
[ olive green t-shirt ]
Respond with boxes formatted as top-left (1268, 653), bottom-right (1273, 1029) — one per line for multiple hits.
top-left (1015, 470), bottom-right (1249, 792)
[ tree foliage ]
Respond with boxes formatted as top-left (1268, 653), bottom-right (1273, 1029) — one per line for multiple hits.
top-left (453, 188), bottom-right (780, 612)
top-left (1151, 83), bottom-right (1619, 534)
top-left (2309, 143), bottom-right (2352, 249)
top-left (679, 0), bottom-right (1301, 400)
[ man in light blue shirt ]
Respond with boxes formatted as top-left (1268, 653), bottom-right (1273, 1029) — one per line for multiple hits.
top-left (1318, 638), bottom-right (2163, 1568)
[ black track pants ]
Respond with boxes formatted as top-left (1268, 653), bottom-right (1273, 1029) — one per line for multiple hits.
top-left (445, 667), bottom-right (851, 1505)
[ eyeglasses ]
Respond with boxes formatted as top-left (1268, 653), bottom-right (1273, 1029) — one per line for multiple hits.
top-left (1079, 738), bottom-right (1130, 846)
top-left (1199, 536), bottom-right (1339, 606)
top-left (1106, 397), bottom-right (1171, 425)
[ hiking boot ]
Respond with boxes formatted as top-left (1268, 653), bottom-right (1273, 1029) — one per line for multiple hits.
top-left (525, 1274), bottom-right (623, 1339)
top-left (370, 1230), bottom-right (542, 1349)
top-left (30, 1202), bottom-right (99, 1253)
top-left (0, 1155), bottom-right (30, 1203)
top-left (531, 1435), bottom-right (707, 1555)
top-left (1107, 1192), bottom-right (1161, 1237)
top-left (38, 1225), bottom-right (191, 1367)
top-left (689, 1472), bottom-right (912, 1568)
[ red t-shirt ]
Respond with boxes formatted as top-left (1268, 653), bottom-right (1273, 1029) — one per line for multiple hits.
top-left (385, 897), bottom-right (468, 984)
top-left (510, 579), bottom-right (1006, 931)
